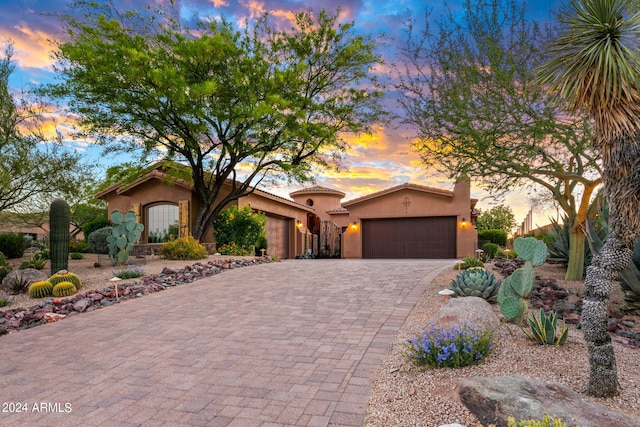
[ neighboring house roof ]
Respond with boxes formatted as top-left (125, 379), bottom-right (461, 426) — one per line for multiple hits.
top-left (342, 182), bottom-right (454, 207)
top-left (289, 186), bottom-right (346, 198)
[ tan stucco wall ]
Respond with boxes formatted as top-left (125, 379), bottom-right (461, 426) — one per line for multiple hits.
top-left (239, 192), bottom-right (313, 259)
top-left (289, 192), bottom-right (343, 222)
top-left (340, 179), bottom-right (477, 259)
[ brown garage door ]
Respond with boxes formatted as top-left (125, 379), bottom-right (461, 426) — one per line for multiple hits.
top-left (362, 217), bottom-right (456, 259)
top-left (265, 216), bottom-right (290, 259)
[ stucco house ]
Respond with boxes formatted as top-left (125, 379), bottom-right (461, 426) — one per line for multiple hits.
top-left (95, 162), bottom-right (478, 259)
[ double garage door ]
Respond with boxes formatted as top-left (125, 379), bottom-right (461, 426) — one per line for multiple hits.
top-left (362, 216), bottom-right (456, 259)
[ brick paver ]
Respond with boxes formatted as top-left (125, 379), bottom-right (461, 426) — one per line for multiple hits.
top-left (0, 259), bottom-right (450, 426)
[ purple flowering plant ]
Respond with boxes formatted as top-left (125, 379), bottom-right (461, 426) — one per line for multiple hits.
top-left (406, 322), bottom-right (494, 368)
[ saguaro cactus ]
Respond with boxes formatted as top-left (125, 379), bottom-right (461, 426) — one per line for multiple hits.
top-left (106, 210), bottom-right (144, 265)
top-left (49, 198), bottom-right (71, 275)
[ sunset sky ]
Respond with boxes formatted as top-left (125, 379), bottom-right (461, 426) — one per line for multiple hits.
top-left (1, 0), bottom-right (564, 227)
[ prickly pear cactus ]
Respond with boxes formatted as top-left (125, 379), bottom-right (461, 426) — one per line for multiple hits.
top-left (450, 268), bottom-right (501, 301)
top-left (106, 210), bottom-right (144, 265)
top-left (514, 237), bottom-right (548, 267)
top-left (498, 237), bottom-right (547, 323)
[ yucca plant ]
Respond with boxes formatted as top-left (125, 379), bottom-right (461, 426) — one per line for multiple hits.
top-left (524, 308), bottom-right (568, 346)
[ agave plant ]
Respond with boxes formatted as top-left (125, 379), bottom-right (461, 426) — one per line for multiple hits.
top-left (524, 308), bottom-right (568, 346)
top-left (450, 268), bottom-right (501, 302)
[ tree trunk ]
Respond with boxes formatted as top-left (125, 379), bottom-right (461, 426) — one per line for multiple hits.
top-left (582, 235), bottom-right (630, 397)
top-left (583, 132), bottom-right (640, 397)
top-left (565, 229), bottom-right (586, 281)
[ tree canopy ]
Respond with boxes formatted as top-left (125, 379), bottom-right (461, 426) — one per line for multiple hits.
top-left (45, 1), bottom-right (386, 241)
top-left (396, 0), bottom-right (601, 279)
top-left (0, 43), bottom-right (88, 218)
top-left (476, 205), bottom-right (516, 233)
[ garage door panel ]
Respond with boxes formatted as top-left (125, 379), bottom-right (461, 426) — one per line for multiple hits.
top-left (265, 216), bottom-right (290, 259)
top-left (362, 217), bottom-right (456, 259)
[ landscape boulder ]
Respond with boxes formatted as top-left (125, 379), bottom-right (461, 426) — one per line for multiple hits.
top-left (433, 296), bottom-right (500, 331)
top-left (459, 375), bottom-right (637, 427)
top-left (1, 269), bottom-right (49, 293)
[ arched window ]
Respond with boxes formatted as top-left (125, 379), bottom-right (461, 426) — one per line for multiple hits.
top-left (147, 204), bottom-right (179, 243)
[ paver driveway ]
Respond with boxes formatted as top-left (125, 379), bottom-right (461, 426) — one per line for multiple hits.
top-left (0, 259), bottom-right (450, 427)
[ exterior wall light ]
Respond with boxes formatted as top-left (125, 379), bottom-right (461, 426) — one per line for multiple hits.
top-left (351, 221), bottom-right (358, 231)
top-left (461, 217), bottom-right (467, 228)
top-left (296, 220), bottom-right (302, 229)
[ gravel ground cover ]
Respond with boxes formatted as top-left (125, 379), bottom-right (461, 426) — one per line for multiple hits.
top-left (364, 263), bottom-right (640, 427)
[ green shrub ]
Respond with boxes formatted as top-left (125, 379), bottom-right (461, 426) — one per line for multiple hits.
top-left (82, 217), bottom-right (110, 241)
top-left (87, 226), bottom-right (112, 254)
top-left (460, 255), bottom-right (484, 269)
top-left (481, 242), bottom-right (499, 259)
top-left (0, 232), bottom-right (27, 259)
top-left (34, 249), bottom-right (50, 260)
top-left (19, 252), bottom-right (47, 270)
top-left (406, 323), bottom-right (494, 368)
top-left (507, 414), bottom-right (571, 427)
top-left (69, 240), bottom-right (91, 253)
top-left (217, 242), bottom-right (253, 256)
top-left (70, 252), bottom-right (84, 260)
top-left (213, 206), bottom-right (267, 254)
top-left (113, 265), bottom-right (145, 279)
top-left (478, 229), bottom-right (507, 246)
top-left (0, 265), bottom-right (11, 282)
top-left (160, 235), bottom-right (207, 260)
top-left (0, 291), bottom-right (12, 307)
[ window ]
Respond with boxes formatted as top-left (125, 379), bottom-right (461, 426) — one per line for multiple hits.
top-left (306, 198), bottom-right (314, 207)
top-left (147, 204), bottom-right (179, 243)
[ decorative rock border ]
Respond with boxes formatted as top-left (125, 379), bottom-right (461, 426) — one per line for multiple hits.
top-left (0, 257), bottom-right (273, 336)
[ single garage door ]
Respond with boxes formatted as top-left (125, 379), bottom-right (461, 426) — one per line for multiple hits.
top-left (362, 216), bottom-right (456, 259)
top-left (265, 216), bottom-right (290, 259)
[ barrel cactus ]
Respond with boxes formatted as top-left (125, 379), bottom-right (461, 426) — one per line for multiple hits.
top-left (49, 270), bottom-right (82, 290)
top-left (450, 268), bottom-right (502, 302)
top-left (49, 199), bottom-right (71, 275)
top-left (28, 280), bottom-right (54, 298)
top-left (52, 281), bottom-right (76, 297)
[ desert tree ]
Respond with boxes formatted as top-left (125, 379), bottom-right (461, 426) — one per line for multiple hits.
top-left (43, 1), bottom-right (386, 241)
top-left (397, 0), bottom-right (601, 280)
top-left (0, 43), bottom-right (87, 217)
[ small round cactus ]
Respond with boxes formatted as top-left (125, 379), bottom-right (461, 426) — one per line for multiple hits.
top-left (28, 281), bottom-right (54, 298)
top-left (49, 270), bottom-right (82, 290)
top-left (52, 281), bottom-right (77, 297)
